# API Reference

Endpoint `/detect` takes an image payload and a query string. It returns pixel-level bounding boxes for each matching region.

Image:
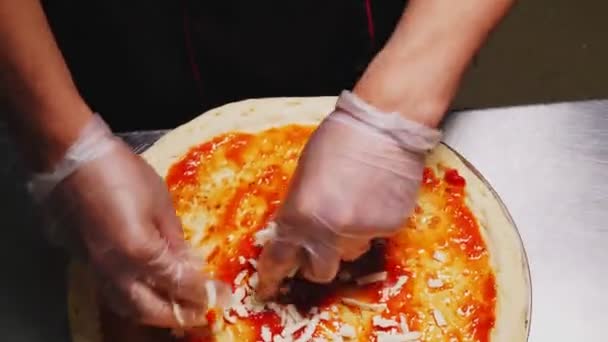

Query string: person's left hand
[256,91,442,300]
[28,115,229,328]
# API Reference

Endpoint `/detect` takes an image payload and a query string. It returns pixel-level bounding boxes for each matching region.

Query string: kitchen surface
[453,0,608,109]
[1,0,607,341]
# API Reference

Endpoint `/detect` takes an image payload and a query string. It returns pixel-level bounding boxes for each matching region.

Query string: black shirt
[42,0,406,131]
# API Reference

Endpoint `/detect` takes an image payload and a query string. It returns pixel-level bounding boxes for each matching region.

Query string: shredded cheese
[171,302,185,326]
[222,227,448,341]
[254,222,277,246]
[223,309,237,324]
[295,316,319,342]
[248,272,259,288]
[234,270,248,286]
[206,281,217,308]
[432,308,447,327]
[382,275,409,301]
[286,304,303,322]
[356,271,388,286]
[267,302,285,326]
[375,331,422,342]
[399,313,409,333]
[261,325,272,342]
[433,250,447,263]
[373,316,399,328]
[281,319,310,337]
[427,278,444,288]
[329,333,344,342]
[267,302,282,313]
[341,298,387,312]
[273,335,292,342]
[274,306,287,327]
[233,287,247,303]
[339,324,356,338]
[243,295,265,314]
[234,304,249,318]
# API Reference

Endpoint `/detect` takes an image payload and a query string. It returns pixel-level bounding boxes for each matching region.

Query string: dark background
[41,0,406,132]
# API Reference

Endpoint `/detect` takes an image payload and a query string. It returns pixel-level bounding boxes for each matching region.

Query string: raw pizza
[67,97,530,342]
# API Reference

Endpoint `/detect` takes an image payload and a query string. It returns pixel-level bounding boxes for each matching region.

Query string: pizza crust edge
[67,96,530,342]
[428,144,531,342]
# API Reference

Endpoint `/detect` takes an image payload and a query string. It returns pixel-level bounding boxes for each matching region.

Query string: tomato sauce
[421,167,439,188]
[248,311,283,337]
[444,168,466,187]
[443,169,487,260]
[214,235,259,285]
[166,135,234,188]
[205,310,217,327]
[224,134,253,165]
[167,127,496,342]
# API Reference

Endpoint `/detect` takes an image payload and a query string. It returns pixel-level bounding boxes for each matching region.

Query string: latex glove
[28,115,228,328]
[257,91,442,299]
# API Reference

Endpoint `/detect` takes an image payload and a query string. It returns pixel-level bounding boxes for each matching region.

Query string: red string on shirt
[364,0,376,47]
[181,0,204,103]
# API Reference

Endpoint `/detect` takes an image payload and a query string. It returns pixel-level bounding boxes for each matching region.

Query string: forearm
[354,0,514,127]
[0,0,92,170]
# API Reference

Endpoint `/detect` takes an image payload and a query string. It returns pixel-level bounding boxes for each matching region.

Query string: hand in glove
[28,115,228,327]
[257,91,442,300]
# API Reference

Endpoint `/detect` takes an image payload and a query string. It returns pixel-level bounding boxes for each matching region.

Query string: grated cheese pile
[215,226,458,341]
[220,259,429,341]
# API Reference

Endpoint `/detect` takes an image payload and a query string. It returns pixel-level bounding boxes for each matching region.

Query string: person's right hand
[28,115,228,328]
[256,91,442,299]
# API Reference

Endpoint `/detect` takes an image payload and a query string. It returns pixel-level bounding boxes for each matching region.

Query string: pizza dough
[67,97,530,342]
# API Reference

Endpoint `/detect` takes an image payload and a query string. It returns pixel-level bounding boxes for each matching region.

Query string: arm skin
[0,0,93,171]
[354,0,515,128]
[0,0,512,170]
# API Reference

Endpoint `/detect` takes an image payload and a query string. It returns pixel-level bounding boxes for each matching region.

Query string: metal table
[1,100,606,341]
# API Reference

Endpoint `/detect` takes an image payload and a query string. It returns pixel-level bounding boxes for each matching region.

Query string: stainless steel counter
[0,100,606,341]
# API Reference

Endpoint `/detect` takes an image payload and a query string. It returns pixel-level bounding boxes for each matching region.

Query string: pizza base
[426,145,531,342]
[68,96,530,342]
